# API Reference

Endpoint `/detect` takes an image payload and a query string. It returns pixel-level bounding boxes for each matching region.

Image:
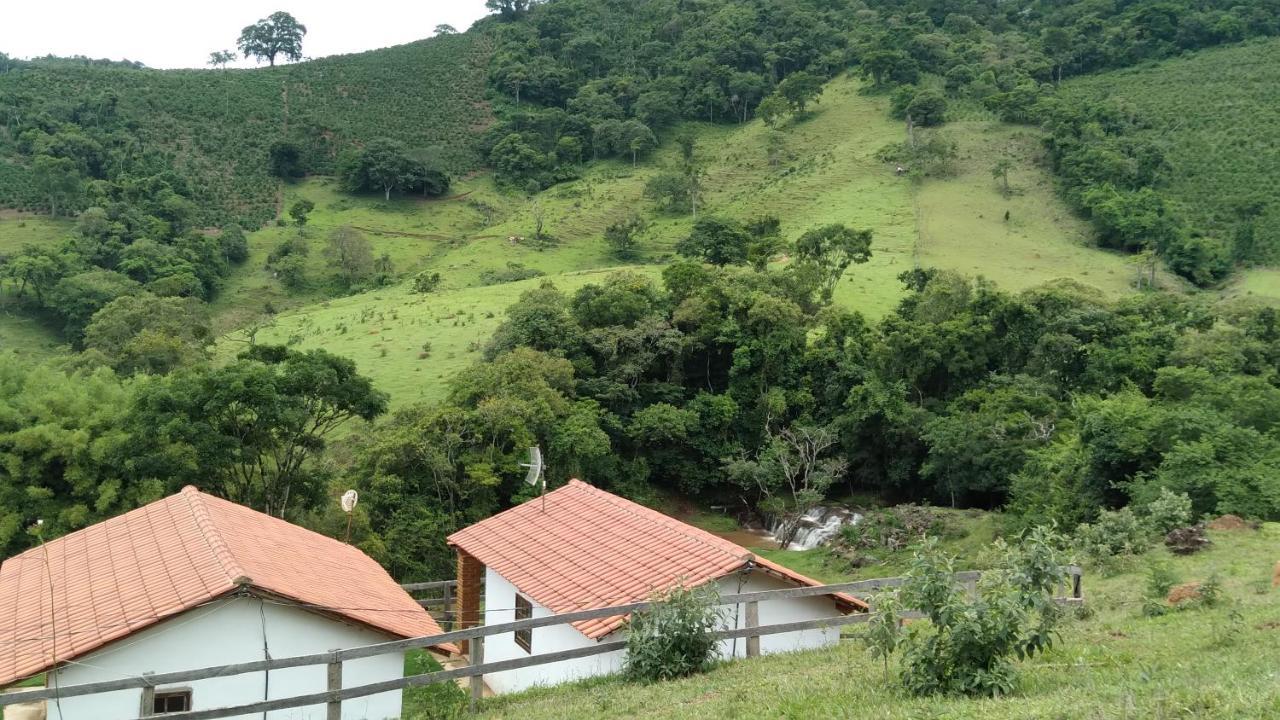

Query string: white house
[447,480,867,694]
[0,486,455,720]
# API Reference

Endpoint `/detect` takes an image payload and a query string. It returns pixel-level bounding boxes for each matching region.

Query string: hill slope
[1061,39,1280,280]
[0,34,490,225]
[218,74,1156,407]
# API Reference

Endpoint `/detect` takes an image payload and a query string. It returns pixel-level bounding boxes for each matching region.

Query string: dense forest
[2,0,1280,583]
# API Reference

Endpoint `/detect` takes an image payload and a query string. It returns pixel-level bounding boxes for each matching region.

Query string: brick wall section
[456,549,483,655]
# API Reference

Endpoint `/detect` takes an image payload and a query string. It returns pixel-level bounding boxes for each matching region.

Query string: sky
[1,1,492,69]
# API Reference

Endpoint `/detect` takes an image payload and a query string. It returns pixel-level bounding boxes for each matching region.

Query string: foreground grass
[451,524,1280,720]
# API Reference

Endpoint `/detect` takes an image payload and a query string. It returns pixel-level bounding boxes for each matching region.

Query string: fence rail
[2,567,1083,719]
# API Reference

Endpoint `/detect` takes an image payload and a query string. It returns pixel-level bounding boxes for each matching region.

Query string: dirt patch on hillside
[1207,514,1256,531]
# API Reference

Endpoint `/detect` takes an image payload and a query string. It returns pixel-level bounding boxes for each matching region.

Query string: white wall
[713,571,843,659]
[47,597,405,720]
[479,567,844,695]
[481,569,624,695]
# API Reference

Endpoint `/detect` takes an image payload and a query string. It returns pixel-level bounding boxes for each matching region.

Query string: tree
[776,71,824,116]
[338,138,417,201]
[604,214,647,260]
[32,154,82,216]
[126,346,388,517]
[794,224,873,302]
[207,50,235,71]
[83,293,212,375]
[288,198,314,232]
[991,158,1014,196]
[269,140,305,178]
[725,424,848,549]
[906,89,948,127]
[0,359,150,558]
[237,11,307,67]
[676,217,752,266]
[486,0,533,19]
[325,226,374,285]
[434,24,458,36]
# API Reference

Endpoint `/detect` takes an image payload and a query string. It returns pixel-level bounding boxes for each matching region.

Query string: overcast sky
[1,1,492,69]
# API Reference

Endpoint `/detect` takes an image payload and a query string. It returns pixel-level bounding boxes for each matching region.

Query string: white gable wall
[47,596,405,720]
[480,567,844,695]
[481,568,625,695]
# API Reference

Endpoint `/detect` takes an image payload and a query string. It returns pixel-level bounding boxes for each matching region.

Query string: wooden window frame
[514,592,533,653]
[142,687,193,715]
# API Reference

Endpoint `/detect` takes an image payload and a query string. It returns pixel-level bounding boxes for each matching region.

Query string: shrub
[888,528,1067,697]
[1143,488,1194,534]
[624,584,723,683]
[413,271,442,294]
[1073,507,1150,560]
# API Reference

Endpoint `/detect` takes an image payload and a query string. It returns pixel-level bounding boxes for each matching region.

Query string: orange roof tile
[0,487,452,687]
[447,480,867,639]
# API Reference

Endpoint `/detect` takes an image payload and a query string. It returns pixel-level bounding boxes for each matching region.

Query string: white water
[768,506,862,551]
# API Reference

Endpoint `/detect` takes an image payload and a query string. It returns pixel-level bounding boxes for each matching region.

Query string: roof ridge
[180,486,250,586]
[571,481,750,563]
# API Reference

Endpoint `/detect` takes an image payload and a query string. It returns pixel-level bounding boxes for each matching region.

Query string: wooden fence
[402,578,460,629]
[1,567,1083,720]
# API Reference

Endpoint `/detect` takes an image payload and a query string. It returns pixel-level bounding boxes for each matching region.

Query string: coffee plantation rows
[1061,39,1280,268]
[0,33,491,227]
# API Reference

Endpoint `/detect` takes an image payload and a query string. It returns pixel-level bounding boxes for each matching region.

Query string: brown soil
[1206,514,1253,531]
[1167,582,1202,605]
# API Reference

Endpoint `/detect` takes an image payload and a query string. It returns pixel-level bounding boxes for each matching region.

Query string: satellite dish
[520,447,544,487]
[340,490,359,513]
[519,447,548,512]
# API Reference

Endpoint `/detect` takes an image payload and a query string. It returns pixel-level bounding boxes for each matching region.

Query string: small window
[514,593,533,653]
[153,690,192,714]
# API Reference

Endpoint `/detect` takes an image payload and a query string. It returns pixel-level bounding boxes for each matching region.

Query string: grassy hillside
[0,34,490,225]
[212,74,1153,404]
[1061,39,1280,273]
[452,522,1280,720]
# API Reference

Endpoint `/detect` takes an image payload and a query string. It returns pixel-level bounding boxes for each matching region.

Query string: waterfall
[767,506,862,551]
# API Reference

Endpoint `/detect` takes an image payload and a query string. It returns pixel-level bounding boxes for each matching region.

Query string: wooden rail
[2,567,1083,718]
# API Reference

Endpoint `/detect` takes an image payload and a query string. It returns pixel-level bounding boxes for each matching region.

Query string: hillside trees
[325,226,375,286]
[794,224,873,302]
[339,138,450,200]
[237,11,307,67]
[0,360,151,559]
[124,345,388,517]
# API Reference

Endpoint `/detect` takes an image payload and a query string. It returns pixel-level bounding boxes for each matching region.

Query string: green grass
[1223,268,1280,306]
[219,265,662,409]
[0,214,72,359]
[454,523,1280,720]
[914,122,1177,294]
[213,73,1148,403]
[1061,38,1280,265]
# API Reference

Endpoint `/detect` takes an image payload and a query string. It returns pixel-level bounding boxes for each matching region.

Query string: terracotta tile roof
[0,486,451,687]
[447,480,867,639]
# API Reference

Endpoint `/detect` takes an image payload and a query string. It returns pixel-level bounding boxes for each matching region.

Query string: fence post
[469,635,484,712]
[326,650,342,720]
[444,583,454,629]
[1072,570,1083,601]
[745,601,760,658]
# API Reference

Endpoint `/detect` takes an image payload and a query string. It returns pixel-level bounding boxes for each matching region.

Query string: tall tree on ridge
[237,11,307,67]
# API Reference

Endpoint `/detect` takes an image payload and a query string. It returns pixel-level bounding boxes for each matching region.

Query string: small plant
[1141,561,1180,617]
[864,593,901,684]
[1197,573,1224,608]
[624,583,724,683]
[421,341,433,355]
[1210,606,1245,648]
